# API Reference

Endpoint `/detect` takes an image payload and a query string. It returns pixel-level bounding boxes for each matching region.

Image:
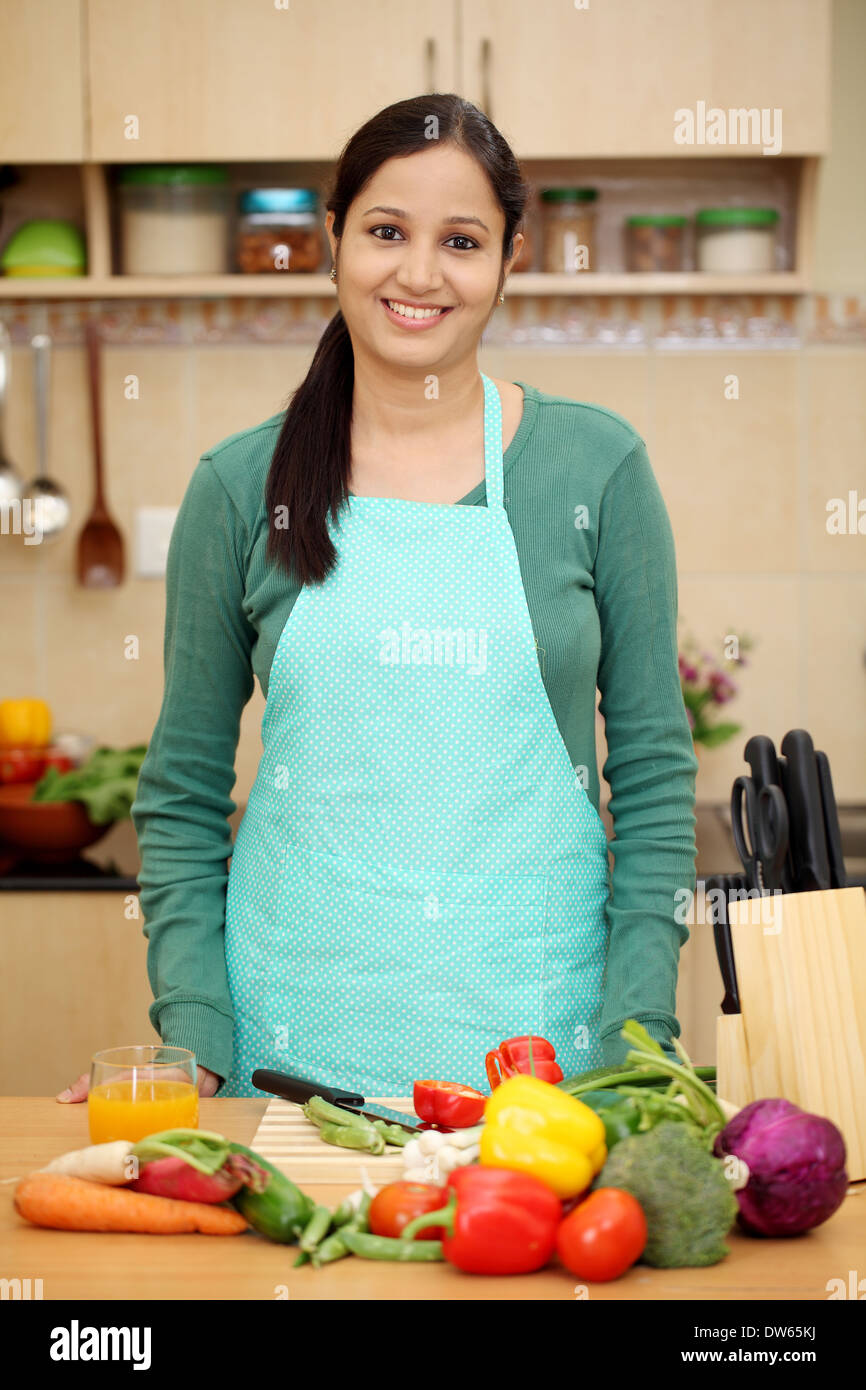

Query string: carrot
[14,1172,248,1235]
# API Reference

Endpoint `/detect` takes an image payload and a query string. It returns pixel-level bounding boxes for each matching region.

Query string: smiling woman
[125,92,699,1103]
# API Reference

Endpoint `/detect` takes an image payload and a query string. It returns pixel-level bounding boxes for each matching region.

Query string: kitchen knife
[707,873,741,1014]
[815,749,848,889]
[779,730,832,891]
[743,734,796,893]
[250,1068,424,1133]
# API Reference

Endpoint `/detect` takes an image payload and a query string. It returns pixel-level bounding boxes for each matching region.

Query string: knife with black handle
[815,749,847,889]
[779,729,832,892]
[707,873,741,1014]
[250,1068,423,1133]
[743,734,796,893]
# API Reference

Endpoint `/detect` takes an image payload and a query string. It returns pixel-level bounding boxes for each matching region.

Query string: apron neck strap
[480,374,505,511]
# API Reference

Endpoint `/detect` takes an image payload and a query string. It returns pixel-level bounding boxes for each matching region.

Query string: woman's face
[325,142,523,370]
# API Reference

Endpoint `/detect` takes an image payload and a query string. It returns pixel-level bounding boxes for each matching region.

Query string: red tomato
[0,748,47,784]
[555,1187,647,1282]
[368,1182,445,1240]
[43,748,75,774]
[413,1079,486,1128]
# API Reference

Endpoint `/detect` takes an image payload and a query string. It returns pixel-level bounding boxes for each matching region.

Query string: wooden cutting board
[249,1097,415,1185]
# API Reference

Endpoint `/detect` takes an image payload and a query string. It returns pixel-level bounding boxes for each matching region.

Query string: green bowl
[1,219,86,276]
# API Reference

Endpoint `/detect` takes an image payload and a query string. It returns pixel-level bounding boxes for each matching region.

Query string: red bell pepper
[398,1164,562,1275]
[485,1034,564,1090]
[413,1080,486,1128]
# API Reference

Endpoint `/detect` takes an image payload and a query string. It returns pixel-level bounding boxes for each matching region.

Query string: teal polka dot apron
[220,374,610,1097]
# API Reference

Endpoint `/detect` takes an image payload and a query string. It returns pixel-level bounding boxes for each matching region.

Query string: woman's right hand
[56,1064,221,1102]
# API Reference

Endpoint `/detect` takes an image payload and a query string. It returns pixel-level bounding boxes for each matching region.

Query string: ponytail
[265,309,354,584]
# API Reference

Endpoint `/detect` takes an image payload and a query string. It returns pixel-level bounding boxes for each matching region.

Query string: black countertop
[0,857,139,891]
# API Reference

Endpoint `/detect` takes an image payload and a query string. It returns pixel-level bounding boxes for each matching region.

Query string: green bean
[311,1230,350,1267]
[298,1203,332,1253]
[309,1194,372,1267]
[341,1230,444,1262]
[371,1119,413,1147]
[317,1121,385,1154]
[331,1194,361,1227]
[303,1096,378,1131]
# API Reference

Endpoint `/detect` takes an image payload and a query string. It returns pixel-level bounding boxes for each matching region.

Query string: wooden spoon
[77,316,124,587]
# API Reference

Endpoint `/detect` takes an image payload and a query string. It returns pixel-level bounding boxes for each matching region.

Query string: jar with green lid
[624,215,687,273]
[695,207,780,274]
[117,165,230,275]
[540,188,597,273]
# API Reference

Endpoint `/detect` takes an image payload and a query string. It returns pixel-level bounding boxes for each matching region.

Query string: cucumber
[227,1141,314,1243]
[558,1064,716,1095]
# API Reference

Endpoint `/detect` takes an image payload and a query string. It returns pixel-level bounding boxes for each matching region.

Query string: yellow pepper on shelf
[0,698,52,748]
[480,1073,607,1199]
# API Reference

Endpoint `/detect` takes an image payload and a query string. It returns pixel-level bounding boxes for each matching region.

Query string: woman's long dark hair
[265,93,530,583]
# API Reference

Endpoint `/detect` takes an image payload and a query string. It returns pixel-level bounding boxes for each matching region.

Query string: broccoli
[594,1120,738,1268]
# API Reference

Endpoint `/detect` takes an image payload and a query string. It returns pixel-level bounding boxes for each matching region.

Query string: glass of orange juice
[88,1045,199,1143]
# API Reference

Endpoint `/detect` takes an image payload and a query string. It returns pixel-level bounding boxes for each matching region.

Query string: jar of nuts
[235,188,323,273]
[624,215,688,272]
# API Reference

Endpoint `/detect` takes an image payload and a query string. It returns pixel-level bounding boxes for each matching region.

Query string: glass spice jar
[118,165,231,275]
[540,188,597,273]
[235,188,323,273]
[624,215,688,272]
[695,208,780,273]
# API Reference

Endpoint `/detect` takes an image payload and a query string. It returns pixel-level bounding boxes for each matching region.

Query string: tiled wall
[2,292,864,822]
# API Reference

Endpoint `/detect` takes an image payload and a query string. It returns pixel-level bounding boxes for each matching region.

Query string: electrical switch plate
[135,506,178,578]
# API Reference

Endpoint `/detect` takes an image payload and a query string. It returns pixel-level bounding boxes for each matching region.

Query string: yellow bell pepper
[0,698,52,748]
[480,1073,607,1199]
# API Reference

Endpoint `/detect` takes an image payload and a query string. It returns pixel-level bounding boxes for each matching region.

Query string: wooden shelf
[0,271,809,300]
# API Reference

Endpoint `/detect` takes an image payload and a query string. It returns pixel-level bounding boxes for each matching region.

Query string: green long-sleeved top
[130,379,698,1085]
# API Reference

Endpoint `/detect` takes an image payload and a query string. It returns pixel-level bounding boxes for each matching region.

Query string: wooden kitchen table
[1,1098,863,1301]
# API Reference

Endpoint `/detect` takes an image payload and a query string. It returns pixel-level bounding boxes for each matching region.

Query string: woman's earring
[498,291,505,304]
[329,267,337,283]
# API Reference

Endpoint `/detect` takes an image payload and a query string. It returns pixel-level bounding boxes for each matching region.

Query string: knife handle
[815,750,847,889]
[251,1069,365,1109]
[780,729,832,892]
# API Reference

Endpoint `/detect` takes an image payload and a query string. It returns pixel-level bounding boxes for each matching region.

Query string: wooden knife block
[716,885,866,1181]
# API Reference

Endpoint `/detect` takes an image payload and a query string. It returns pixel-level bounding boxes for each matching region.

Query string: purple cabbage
[713,1098,848,1237]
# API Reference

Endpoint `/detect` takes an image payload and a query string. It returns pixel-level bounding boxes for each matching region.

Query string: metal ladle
[26,331,71,540]
[0,320,24,514]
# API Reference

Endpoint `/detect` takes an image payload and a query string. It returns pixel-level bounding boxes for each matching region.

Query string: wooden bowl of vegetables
[0,781,110,861]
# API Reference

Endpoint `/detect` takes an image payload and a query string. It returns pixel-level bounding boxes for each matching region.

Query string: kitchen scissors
[731,776,789,893]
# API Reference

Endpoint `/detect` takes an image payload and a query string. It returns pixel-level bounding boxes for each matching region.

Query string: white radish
[40,1140,135,1185]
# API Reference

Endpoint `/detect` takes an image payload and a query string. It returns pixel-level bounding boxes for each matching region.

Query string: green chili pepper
[341,1230,444,1262]
[299,1204,332,1253]
[577,1091,644,1149]
[293,1249,311,1268]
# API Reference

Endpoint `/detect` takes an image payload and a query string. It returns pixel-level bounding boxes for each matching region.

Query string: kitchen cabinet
[86,0,458,161]
[0,0,86,160]
[459,0,831,157]
[0,891,158,1096]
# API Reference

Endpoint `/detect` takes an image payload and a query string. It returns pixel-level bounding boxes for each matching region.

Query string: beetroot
[713,1098,848,1237]
[129,1152,258,1204]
